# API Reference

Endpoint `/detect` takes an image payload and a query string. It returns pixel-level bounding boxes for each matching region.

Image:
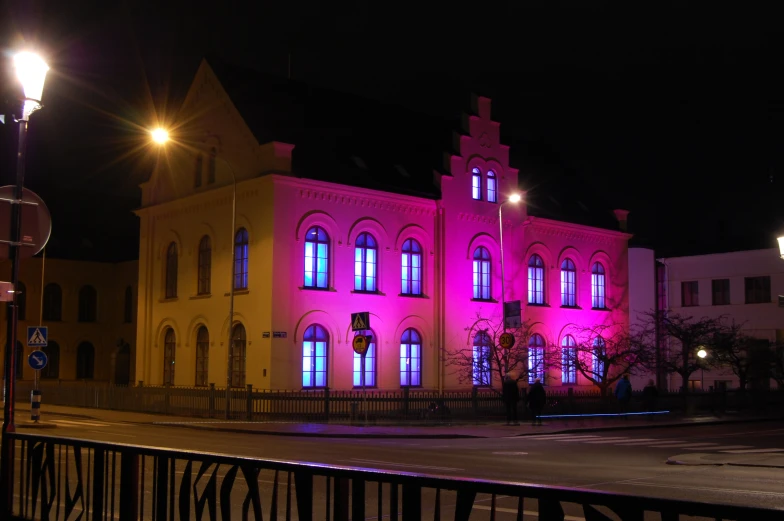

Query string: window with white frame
[561,335,577,384]
[304,226,329,289]
[472,246,492,300]
[592,336,606,380]
[354,232,377,292]
[487,170,497,203]
[302,324,328,388]
[560,258,576,306]
[234,229,249,290]
[528,334,545,383]
[400,328,422,387]
[353,331,376,387]
[473,331,492,386]
[472,167,482,200]
[401,238,422,295]
[591,262,606,309]
[528,254,545,304]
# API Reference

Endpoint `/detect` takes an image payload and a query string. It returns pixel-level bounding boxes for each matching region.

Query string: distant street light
[697,348,708,391]
[150,129,237,419]
[1,50,49,518]
[498,193,522,334]
[777,236,784,260]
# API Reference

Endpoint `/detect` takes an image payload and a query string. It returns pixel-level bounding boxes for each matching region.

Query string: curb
[666,456,784,469]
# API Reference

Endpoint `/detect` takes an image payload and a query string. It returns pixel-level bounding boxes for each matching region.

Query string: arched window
[234,229,249,290]
[304,226,329,289]
[42,283,62,321]
[562,335,577,384]
[163,328,175,385]
[198,235,212,295]
[592,337,606,380]
[591,262,606,309]
[42,341,60,379]
[14,341,23,379]
[471,167,482,200]
[353,331,376,388]
[528,254,545,305]
[528,334,545,384]
[78,285,97,322]
[207,147,217,184]
[123,286,133,323]
[302,324,328,388]
[354,232,377,292]
[194,154,203,188]
[560,258,576,307]
[486,170,497,203]
[76,342,95,379]
[17,281,26,321]
[401,239,422,295]
[472,331,492,386]
[165,242,178,298]
[472,246,491,300]
[195,326,209,387]
[400,328,422,387]
[230,324,246,387]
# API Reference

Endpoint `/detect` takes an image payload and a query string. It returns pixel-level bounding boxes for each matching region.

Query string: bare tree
[713,324,776,390]
[557,322,654,397]
[444,313,554,390]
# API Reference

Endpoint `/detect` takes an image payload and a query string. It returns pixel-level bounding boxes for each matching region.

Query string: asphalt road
[12,417,784,519]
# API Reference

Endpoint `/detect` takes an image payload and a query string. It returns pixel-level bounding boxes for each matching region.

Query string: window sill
[399,293,428,299]
[351,290,386,296]
[560,305,582,310]
[159,297,179,303]
[190,294,212,300]
[300,286,335,292]
[527,303,549,307]
[224,290,250,297]
[471,298,497,303]
[591,307,610,312]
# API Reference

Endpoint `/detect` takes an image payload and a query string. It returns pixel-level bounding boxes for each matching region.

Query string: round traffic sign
[28,350,48,370]
[352,335,369,355]
[499,332,515,349]
[0,186,52,260]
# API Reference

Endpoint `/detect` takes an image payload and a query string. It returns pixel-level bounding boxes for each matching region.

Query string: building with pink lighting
[133,59,632,393]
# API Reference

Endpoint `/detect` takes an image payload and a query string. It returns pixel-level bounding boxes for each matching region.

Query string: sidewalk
[7,403,783,440]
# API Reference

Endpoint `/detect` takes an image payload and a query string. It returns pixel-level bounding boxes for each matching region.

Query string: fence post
[209,383,215,418]
[118,452,139,521]
[324,387,330,422]
[246,384,253,421]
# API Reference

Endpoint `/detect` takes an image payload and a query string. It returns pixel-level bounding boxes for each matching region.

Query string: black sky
[1,1,783,261]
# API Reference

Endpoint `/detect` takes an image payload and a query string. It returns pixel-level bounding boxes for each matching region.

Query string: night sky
[0,1,782,262]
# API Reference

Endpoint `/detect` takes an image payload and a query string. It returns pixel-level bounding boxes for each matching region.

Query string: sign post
[27,350,47,422]
[352,334,370,426]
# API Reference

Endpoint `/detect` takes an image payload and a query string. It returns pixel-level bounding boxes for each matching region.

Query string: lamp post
[697,348,707,392]
[150,130,237,419]
[498,193,522,333]
[1,51,49,518]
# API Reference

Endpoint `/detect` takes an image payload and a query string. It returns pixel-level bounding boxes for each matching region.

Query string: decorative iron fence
[4,431,782,521]
[12,380,784,422]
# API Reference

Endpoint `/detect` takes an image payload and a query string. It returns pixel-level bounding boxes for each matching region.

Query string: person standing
[614,373,632,415]
[502,375,520,425]
[526,378,546,426]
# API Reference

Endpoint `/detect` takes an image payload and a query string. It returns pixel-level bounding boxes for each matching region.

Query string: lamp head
[13,51,49,121]
[508,193,522,204]
[151,128,170,144]
[697,349,707,359]
[777,236,784,259]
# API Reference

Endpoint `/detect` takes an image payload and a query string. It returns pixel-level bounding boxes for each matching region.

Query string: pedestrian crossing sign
[27,326,48,347]
[351,312,370,331]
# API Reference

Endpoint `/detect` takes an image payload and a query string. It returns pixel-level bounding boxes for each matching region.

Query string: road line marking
[612,438,658,444]
[648,442,719,448]
[492,452,528,456]
[583,438,633,444]
[473,505,584,521]
[720,448,784,454]
[51,420,114,428]
[547,436,604,441]
[89,430,135,437]
[344,458,462,472]
[683,445,751,451]
[622,481,784,497]
[617,440,684,446]
[517,434,589,439]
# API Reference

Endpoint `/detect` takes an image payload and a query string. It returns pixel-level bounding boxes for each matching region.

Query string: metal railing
[5,431,783,521]
[12,380,784,422]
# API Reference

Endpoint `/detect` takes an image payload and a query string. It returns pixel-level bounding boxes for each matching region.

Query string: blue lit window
[562,335,577,384]
[234,228,249,290]
[592,336,606,380]
[560,258,576,306]
[473,331,492,386]
[354,232,377,292]
[528,254,545,304]
[487,170,497,203]
[353,331,376,387]
[400,328,422,387]
[528,334,545,384]
[401,238,422,295]
[472,167,482,200]
[591,262,606,309]
[473,246,491,300]
[304,226,329,289]
[302,324,328,388]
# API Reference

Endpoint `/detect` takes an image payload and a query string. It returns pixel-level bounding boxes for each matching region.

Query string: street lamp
[1,50,49,518]
[697,348,708,391]
[777,236,784,260]
[150,129,237,419]
[498,193,522,333]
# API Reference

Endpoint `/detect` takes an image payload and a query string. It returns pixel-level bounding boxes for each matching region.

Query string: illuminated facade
[134,60,631,391]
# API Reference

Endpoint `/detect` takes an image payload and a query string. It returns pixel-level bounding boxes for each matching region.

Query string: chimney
[613,209,630,232]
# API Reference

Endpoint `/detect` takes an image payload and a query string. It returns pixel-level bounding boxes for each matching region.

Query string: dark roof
[208,59,459,199]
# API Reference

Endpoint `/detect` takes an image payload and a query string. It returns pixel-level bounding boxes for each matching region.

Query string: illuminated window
[473,246,491,300]
[198,235,211,295]
[401,238,422,295]
[562,335,577,384]
[165,242,178,298]
[472,167,482,200]
[234,228,249,290]
[353,331,376,387]
[229,324,246,387]
[528,334,545,383]
[487,170,497,203]
[304,226,329,289]
[400,328,422,387]
[560,258,576,306]
[472,331,492,386]
[195,326,209,387]
[163,328,175,385]
[354,232,377,292]
[592,337,606,379]
[528,254,545,304]
[591,262,606,309]
[302,324,328,388]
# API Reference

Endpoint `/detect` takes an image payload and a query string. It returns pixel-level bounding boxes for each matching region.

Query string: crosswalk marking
[653,442,719,448]
[51,419,117,428]
[720,448,784,454]
[584,437,632,444]
[510,433,761,453]
[683,445,751,451]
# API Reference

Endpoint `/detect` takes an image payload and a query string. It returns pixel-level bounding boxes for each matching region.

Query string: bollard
[31,389,42,422]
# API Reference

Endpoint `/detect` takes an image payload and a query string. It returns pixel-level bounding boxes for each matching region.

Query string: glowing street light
[499,193,523,333]
[697,349,707,359]
[697,348,708,391]
[151,127,169,144]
